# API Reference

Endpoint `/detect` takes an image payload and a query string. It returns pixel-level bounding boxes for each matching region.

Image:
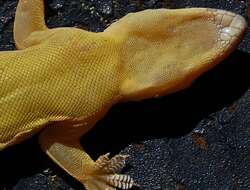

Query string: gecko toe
[82,153,136,190]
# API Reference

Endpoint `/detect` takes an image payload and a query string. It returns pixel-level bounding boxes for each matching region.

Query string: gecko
[0,0,247,189]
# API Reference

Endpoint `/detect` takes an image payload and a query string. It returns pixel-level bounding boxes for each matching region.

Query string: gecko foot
[83,153,138,190]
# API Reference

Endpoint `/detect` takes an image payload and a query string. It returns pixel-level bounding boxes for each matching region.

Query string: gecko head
[105,8,247,101]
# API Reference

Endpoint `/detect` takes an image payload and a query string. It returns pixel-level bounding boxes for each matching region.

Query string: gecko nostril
[208,9,247,32]
[222,27,239,37]
[206,8,247,51]
[230,14,247,31]
[219,14,247,42]
[208,9,247,45]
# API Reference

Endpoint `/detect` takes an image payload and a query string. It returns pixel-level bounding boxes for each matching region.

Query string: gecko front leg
[38,120,136,190]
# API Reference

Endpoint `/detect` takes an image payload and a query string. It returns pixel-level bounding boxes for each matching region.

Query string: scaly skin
[0,0,247,189]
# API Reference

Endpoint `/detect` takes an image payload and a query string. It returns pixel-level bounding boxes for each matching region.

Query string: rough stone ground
[0,0,249,190]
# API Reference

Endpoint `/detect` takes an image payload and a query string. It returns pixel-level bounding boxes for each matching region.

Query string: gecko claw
[82,153,137,189]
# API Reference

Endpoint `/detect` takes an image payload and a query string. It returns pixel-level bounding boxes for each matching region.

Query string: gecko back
[0,28,121,149]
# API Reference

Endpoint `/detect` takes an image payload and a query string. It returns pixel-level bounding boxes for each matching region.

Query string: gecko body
[0,0,247,189]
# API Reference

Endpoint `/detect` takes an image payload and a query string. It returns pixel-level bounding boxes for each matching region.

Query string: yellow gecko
[0,0,247,189]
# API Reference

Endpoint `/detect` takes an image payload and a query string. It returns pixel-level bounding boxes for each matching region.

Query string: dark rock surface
[0,0,249,190]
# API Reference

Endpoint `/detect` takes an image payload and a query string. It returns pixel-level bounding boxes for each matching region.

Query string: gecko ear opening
[104,8,247,101]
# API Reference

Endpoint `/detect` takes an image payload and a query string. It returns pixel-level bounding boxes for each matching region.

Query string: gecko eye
[106,8,247,100]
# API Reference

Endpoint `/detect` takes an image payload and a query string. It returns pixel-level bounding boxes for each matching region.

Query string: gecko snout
[209,8,247,50]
